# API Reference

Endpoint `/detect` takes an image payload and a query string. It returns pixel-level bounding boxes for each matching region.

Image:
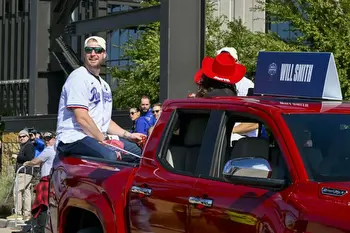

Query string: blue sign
[254,52,342,100]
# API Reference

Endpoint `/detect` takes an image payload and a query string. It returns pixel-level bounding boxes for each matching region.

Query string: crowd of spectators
[6,128,56,233]
[129,96,162,137]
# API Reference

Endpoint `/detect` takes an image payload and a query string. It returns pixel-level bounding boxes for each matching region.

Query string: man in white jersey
[56,36,144,160]
[216,47,260,140]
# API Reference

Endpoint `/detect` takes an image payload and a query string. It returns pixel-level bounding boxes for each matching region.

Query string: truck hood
[318,182,350,204]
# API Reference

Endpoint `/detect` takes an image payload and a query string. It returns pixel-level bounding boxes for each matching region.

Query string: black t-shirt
[205,88,236,97]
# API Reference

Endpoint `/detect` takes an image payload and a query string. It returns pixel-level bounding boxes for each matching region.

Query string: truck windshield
[283,113,350,182]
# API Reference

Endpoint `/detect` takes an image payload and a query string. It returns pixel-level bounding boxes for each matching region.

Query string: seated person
[56,36,145,160]
[231,122,259,141]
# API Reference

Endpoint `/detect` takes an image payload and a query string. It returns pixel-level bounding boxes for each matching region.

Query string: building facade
[212,0,266,32]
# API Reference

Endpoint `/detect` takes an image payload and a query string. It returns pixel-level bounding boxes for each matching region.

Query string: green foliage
[205,1,228,57]
[256,0,350,98]
[0,173,13,204]
[111,22,160,109]
[222,20,300,78]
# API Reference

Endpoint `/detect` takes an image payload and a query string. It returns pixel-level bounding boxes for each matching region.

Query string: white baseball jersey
[56,66,113,144]
[236,77,254,96]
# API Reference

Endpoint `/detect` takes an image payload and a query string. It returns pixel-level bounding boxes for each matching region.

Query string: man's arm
[17,144,35,164]
[65,76,105,142]
[24,148,51,167]
[34,138,45,151]
[73,108,105,142]
[108,120,145,140]
[23,158,42,167]
[232,123,259,134]
[148,126,154,135]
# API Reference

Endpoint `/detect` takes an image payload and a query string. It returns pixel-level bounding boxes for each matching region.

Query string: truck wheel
[76,227,103,233]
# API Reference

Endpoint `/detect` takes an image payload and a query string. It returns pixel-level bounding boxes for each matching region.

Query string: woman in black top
[129,107,141,133]
[192,52,247,97]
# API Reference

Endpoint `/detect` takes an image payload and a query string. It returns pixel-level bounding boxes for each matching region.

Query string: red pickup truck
[46,51,350,233]
[47,95,350,233]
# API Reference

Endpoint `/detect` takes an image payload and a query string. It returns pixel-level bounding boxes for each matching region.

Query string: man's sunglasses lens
[18,135,26,138]
[130,112,135,115]
[85,47,104,54]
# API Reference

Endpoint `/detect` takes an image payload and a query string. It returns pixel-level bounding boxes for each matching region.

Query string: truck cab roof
[164,96,350,114]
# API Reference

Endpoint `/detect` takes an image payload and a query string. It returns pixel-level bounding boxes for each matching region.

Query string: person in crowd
[56,36,145,160]
[152,103,162,121]
[128,107,150,137]
[28,129,45,158]
[129,107,141,133]
[140,96,156,126]
[7,129,35,221]
[23,132,56,233]
[148,103,162,135]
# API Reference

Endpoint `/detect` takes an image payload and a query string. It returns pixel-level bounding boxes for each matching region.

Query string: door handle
[131,186,152,196]
[189,196,213,208]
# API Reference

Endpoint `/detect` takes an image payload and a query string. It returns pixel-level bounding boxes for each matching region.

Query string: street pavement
[0,229,19,233]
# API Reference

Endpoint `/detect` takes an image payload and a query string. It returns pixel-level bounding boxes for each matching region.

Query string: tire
[76,227,103,233]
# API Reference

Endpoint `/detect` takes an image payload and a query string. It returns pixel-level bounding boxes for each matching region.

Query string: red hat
[194,53,246,85]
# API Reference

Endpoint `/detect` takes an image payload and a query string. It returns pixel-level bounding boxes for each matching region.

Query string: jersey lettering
[103,91,112,103]
[90,87,101,104]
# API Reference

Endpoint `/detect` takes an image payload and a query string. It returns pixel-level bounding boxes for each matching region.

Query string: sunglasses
[130,112,136,115]
[152,110,160,113]
[84,47,104,54]
[18,135,27,138]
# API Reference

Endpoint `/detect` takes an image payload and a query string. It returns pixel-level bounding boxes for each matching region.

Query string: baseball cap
[84,36,106,50]
[18,130,29,137]
[216,47,238,61]
[43,131,56,140]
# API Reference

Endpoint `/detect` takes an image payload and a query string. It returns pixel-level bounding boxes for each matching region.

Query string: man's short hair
[153,103,162,108]
[141,95,150,100]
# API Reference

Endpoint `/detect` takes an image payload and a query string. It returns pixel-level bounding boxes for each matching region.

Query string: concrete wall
[1,133,19,176]
[212,0,266,32]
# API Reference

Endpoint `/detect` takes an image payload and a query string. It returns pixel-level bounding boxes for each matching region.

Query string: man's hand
[23,161,30,166]
[129,133,147,141]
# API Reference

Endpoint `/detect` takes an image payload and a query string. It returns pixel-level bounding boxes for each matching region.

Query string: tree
[222,20,300,79]
[256,0,350,98]
[110,21,161,109]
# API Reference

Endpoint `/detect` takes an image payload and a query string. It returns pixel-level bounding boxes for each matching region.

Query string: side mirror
[223,157,286,190]
[223,157,272,179]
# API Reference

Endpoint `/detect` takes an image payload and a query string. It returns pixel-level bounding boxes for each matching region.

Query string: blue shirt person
[140,96,156,127]
[135,116,153,136]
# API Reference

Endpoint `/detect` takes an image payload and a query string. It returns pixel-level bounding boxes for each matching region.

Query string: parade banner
[254,52,342,100]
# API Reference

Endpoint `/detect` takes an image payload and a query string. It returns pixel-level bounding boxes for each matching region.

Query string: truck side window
[217,113,290,181]
[160,110,210,175]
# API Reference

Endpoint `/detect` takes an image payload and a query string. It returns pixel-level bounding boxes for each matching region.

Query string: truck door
[188,109,298,233]
[128,108,220,233]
